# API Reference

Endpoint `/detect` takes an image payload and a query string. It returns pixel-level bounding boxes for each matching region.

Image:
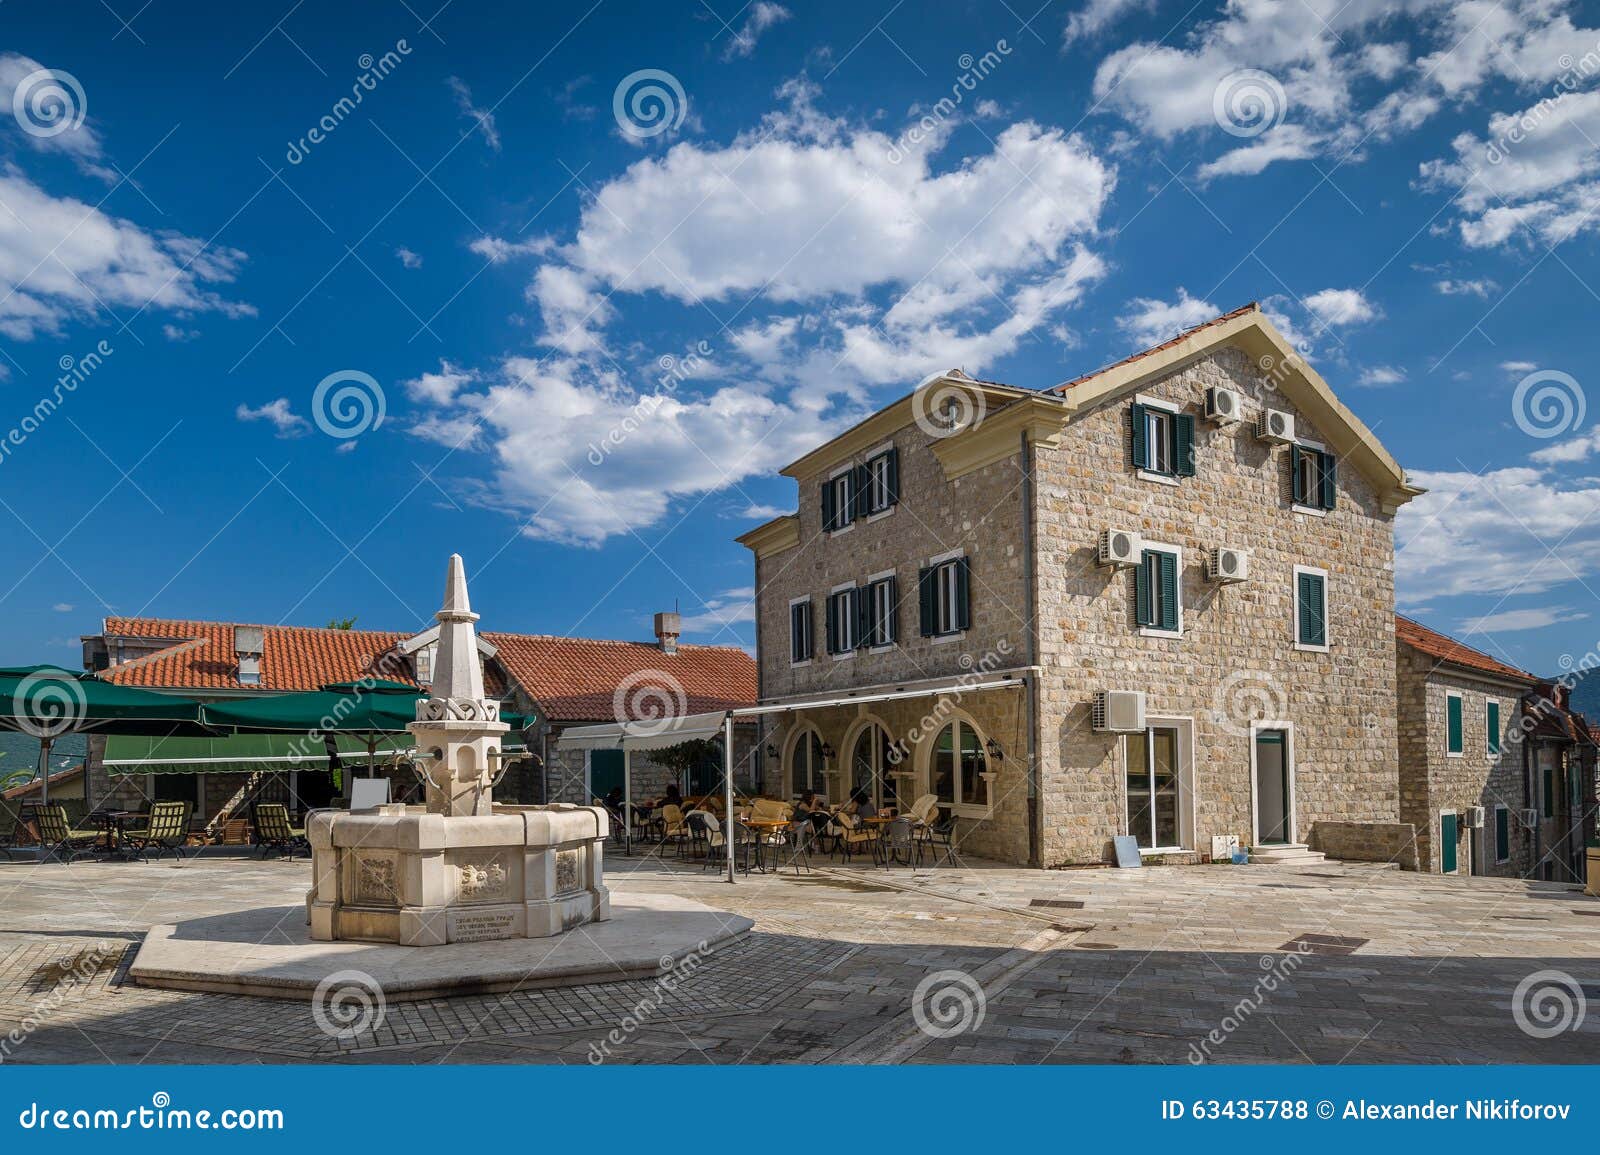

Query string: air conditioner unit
[1256,408,1295,443]
[1520,808,1540,828]
[1098,528,1143,569]
[1464,806,1486,829]
[1092,690,1147,733]
[1207,546,1251,583]
[1205,386,1242,423]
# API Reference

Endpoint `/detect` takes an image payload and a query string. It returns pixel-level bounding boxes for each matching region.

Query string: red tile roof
[1052,302,1260,395]
[1395,615,1537,684]
[94,617,755,724]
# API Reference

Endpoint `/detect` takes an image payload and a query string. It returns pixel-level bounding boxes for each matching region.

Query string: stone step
[1247,843,1328,866]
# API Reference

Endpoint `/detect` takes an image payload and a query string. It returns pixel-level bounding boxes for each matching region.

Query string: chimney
[654,612,681,655]
[234,625,265,686]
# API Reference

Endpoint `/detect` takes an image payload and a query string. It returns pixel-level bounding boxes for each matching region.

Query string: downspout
[1021,429,1042,868]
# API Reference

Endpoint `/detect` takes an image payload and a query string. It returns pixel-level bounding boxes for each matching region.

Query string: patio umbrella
[0,666,212,804]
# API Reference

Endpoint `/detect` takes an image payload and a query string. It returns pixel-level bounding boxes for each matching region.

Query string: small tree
[650,739,722,794]
[326,616,358,630]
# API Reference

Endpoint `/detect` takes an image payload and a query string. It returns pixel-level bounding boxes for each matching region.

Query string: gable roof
[92,617,754,724]
[1395,614,1538,685]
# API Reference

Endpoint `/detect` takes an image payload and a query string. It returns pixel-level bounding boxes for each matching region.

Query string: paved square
[0,852,1596,1064]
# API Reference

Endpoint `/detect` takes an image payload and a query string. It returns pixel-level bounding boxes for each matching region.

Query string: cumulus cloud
[469,234,556,264]
[395,246,423,269]
[236,398,310,437]
[0,173,250,340]
[1303,287,1378,328]
[722,2,791,59]
[1435,277,1499,298]
[0,53,112,180]
[1357,365,1405,386]
[1063,0,1156,44]
[678,588,757,634]
[1119,288,1218,347]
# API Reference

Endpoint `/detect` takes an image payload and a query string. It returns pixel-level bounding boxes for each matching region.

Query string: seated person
[602,786,625,812]
[847,787,877,820]
[653,784,684,810]
[793,791,831,831]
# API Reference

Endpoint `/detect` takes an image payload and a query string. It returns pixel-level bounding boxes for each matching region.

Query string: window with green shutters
[824,586,858,654]
[1495,805,1511,864]
[1290,443,1337,510]
[1129,401,1195,479]
[1293,568,1327,649]
[821,470,855,533]
[1134,548,1180,633]
[789,598,813,664]
[918,555,970,637]
[1446,692,1463,755]
[1486,700,1501,755]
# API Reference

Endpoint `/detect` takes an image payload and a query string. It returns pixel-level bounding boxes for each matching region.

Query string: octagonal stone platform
[128,891,752,1002]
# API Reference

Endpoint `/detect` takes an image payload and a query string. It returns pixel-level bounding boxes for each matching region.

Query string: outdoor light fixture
[985,738,1005,762]
[764,743,778,759]
[820,742,835,761]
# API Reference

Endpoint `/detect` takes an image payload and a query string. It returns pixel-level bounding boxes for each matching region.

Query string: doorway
[1253,729,1293,844]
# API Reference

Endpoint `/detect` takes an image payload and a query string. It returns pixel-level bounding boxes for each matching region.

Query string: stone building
[739,303,1423,867]
[1395,615,1538,876]
[78,614,755,829]
[1518,681,1598,883]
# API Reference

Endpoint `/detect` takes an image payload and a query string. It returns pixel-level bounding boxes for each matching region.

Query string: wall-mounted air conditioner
[1098,528,1143,569]
[1092,690,1147,733]
[1256,408,1295,443]
[1205,386,1242,423]
[1207,546,1251,583]
[1464,806,1486,829]
[1520,808,1540,828]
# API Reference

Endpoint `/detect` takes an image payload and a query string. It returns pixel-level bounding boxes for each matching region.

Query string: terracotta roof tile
[94,617,755,724]
[1052,302,1260,395]
[1395,615,1537,684]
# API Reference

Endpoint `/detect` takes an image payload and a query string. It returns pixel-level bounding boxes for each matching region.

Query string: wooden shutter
[1158,551,1179,631]
[824,593,837,654]
[821,479,836,532]
[1297,572,1326,646]
[918,566,936,636]
[953,558,971,631]
[1487,700,1501,754]
[885,448,900,507]
[852,464,870,521]
[1173,413,1195,477]
[1495,806,1510,862]
[1318,451,1338,510]
[1441,813,1458,873]
[885,576,900,643]
[1446,693,1463,753]
[790,603,803,663]
[1130,403,1149,469]
[1290,444,1305,505]
[1134,552,1154,627]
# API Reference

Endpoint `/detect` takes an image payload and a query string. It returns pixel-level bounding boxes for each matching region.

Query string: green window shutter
[885,576,900,643]
[1173,413,1196,477]
[885,448,900,507]
[1446,694,1463,753]
[1158,551,1179,631]
[953,558,971,631]
[1319,451,1338,510]
[1487,701,1501,755]
[1135,552,1154,627]
[1130,403,1149,470]
[918,566,935,636]
[855,587,870,649]
[1495,806,1510,862]
[821,480,836,532]
[1297,572,1326,646]
[790,603,803,662]
[1544,761,1555,818]
[1441,813,1458,873]
[825,594,839,654]
[1290,444,1305,505]
[853,464,870,521]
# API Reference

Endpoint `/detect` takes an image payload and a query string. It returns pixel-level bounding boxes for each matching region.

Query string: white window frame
[1136,394,1180,486]
[829,580,857,660]
[1291,437,1330,518]
[1137,540,1183,640]
[866,568,896,651]
[864,442,895,521]
[1120,715,1197,853]
[827,464,855,536]
[918,711,994,820]
[1445,689,1464,758]
[927,547,967,644]
[1292,564,1330,653]
[788,595,813,668]
[1494,803,1511,865]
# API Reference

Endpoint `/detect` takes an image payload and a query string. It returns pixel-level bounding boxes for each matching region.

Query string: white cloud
[1196,124,1319,180]
[396,246,423,269]
[1530,428,1600,464]
[448,77,501,151]
[1357,365,1405,386]
[0,173,249,340]
[236,398,310,437]
[51,602,72,612]
[1458,605,1588,633]
[161,323,199,342]
[1119,288,1218,347]
[723,2,791,60]
[678,588,757,634]
[0,54,112,180]
[1435,277,1498,298]
[735,502,792,519]
[1063,0,1155,44]
[469,234,555,264]
[1303,287,1378,328]
[404,361,476,406]
[1501,360,1538,375]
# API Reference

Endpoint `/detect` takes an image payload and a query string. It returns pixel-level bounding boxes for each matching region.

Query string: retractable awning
[556,710,731,753]
[103,732,528,774]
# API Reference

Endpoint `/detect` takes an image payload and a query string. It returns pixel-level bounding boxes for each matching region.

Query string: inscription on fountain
[453,912,517,942]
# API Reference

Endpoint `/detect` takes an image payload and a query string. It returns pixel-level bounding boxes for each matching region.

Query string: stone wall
[542,723,761,807]
[1308,820,1419,870]
[1395,644,1531,876]
[1030,347,1401,866]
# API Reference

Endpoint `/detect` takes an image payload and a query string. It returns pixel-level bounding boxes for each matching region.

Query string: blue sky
[0,0,1598,676]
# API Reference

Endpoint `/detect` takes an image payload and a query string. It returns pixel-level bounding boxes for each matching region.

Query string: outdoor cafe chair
[33,804,99,864]
[780,818,817,875]
[700,814,756,873]
[121,801,191,861]
[0,802,23,860]
[834,811,882,866]
[882,817,917,867]
[915,812,963,868]
[906,793,939,827]
[252,803,309,859]
[660,804,690,856]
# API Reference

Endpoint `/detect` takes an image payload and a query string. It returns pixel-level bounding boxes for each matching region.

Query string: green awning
[103,732,412,774]
[201,684,538,735]
[0,667,211,737]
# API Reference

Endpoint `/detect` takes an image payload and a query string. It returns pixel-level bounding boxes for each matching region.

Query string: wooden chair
[33,804,99,864]
[835,811,882,866]
[660,804,690,856]
[252,803,308,858]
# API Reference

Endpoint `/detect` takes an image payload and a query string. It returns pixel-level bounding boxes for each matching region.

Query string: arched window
[931,720,988,811]
[850,722,899,808]
[787,729,825,797]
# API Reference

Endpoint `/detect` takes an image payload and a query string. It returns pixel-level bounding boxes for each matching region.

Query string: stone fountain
[307,554,610,946]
